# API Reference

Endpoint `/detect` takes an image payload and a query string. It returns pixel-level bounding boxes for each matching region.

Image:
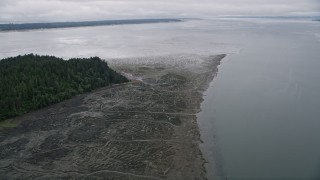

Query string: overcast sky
[0,0,319,23]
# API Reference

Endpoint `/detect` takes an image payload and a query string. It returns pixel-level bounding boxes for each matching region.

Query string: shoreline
[0,54,225,179]
[0,19,182,33]
[197,75,226,180]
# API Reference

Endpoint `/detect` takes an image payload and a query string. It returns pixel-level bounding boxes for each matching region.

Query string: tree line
[0,19,181,31]
[0,54,128,121]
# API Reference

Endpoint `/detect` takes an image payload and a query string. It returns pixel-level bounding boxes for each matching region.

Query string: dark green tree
[0,54,129,121]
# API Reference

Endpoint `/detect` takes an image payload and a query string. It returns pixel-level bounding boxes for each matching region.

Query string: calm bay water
[1,18,320,179]
[198,19,320,180]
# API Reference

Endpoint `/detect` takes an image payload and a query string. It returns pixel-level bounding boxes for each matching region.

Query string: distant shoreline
[0,18,182,31]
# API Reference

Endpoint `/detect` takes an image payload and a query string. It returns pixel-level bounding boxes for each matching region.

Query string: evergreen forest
[0,54,128,121]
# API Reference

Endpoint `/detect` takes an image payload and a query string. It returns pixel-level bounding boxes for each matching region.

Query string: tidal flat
[0,54,225,179]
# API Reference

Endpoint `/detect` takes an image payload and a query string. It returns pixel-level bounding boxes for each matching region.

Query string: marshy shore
[0,54,225,179]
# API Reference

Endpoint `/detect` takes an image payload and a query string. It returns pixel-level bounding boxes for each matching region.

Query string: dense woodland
[0,54,128,121]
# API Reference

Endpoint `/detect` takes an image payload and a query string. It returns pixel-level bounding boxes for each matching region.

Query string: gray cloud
[0,0,319,23]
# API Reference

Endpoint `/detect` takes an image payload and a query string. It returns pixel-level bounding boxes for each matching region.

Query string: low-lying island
[0,54,225,179]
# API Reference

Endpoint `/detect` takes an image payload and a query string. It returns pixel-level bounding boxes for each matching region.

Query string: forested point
[0,54,129,121]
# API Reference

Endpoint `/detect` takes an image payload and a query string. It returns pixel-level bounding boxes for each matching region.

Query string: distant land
[0,18,182,31]
[219,15,320,20]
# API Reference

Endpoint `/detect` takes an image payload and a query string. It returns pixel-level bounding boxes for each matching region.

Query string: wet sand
[0,54,225,179]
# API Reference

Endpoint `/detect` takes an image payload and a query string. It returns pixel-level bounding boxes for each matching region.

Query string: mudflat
[0,54,225,179]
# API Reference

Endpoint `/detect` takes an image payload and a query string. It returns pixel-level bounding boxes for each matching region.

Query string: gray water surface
[1,18,320,180]
[198,19,320,180]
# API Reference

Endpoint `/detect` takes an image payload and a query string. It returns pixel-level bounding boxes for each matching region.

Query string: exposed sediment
[0,54,225,179]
